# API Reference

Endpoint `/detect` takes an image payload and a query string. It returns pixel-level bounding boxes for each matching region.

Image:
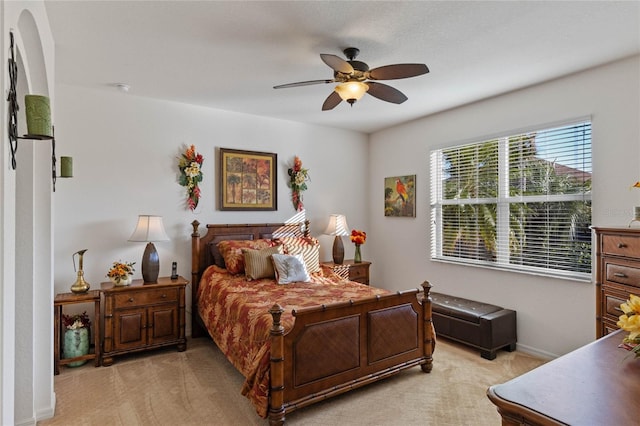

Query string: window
[430,120,592,279]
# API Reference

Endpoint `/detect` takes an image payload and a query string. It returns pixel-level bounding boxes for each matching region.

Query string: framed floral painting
[384,174,416,217]
[219,148,277,211]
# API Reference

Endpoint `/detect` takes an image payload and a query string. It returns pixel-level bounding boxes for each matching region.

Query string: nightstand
[54,290,101,375]
[101,276,188,366]
[321,260,371,285]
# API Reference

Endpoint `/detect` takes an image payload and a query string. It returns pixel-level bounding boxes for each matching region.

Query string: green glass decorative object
[24,94,52,137]
[354,244,362,263]
[63,328,89,367]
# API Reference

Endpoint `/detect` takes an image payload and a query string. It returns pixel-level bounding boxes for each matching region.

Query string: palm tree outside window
[430,120,592,280]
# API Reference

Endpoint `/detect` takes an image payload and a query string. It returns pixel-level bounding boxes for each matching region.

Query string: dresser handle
[128,297,134,302]
[618,243,627,248]
[614,272,628,278]
[161,294,167,298]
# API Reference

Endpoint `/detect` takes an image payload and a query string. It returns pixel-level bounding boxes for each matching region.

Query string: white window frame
[430,119,592,281]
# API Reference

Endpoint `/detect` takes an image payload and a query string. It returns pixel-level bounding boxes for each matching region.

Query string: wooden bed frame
[190,220,434,425]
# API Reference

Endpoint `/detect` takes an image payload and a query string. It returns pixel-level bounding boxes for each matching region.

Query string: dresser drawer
[601,234,640,258]
[604,292,625,318]
[114,288,178,308]
[605,262,640,288]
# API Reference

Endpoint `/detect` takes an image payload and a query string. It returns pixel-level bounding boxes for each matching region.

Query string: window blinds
[431,120,592,279]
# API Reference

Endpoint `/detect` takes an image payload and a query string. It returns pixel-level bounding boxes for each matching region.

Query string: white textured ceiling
[44,0,640,134]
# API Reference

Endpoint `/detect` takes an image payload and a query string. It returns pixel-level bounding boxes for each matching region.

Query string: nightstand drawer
[114,288,178,308]
[349,265,368,281]
[321,260,371,285]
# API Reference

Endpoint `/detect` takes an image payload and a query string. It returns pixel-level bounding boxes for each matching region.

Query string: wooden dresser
[593,227,640,338]
[487,329,640,425]
[101,276,187,365]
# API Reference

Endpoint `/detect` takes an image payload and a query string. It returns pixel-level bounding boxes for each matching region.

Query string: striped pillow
[243,245,283,280]
[278,236,320,274]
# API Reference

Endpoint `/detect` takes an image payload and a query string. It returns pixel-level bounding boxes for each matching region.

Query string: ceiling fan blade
[368,63,429,80]
[366,81,408,104]
[322,91,342,111]
[274,79,333,89]
[320,54,354,74]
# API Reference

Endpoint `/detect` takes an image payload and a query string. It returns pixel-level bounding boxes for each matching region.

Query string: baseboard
[33,391,56,423]
[514,343,557,360]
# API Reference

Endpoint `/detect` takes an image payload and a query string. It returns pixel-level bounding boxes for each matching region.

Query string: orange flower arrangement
[350,230,367,245]
[106,261,135,285]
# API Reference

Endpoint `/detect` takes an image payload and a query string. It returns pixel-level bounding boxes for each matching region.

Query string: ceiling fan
[273,47,429,110]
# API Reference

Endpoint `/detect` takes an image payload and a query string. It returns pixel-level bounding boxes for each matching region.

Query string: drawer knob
[128,297,134,303]
[618,243,627,248]
[161,294,167,298]
[614,272,628,278]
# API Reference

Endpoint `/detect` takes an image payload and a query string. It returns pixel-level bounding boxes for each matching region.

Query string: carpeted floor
[39,338,546,426]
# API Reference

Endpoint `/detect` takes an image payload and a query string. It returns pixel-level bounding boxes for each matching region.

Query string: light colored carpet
[39,338,545,426]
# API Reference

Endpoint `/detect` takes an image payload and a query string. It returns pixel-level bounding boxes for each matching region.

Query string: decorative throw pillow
[243,245,283,280]
[271,254,311,284]
[217,239,274,274]
[277,236,321,274]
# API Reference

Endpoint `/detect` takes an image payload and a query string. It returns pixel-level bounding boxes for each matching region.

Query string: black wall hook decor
[7,31,58,192]
[7,31,18,170]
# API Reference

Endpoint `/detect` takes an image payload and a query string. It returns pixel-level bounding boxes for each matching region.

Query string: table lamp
[128,215,170,283]
[324,214,349,264]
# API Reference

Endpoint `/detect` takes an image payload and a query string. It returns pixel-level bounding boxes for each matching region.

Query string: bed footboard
[269,281,433,425]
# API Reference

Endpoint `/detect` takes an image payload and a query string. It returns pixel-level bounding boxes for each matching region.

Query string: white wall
[369,55,640,358]
[53,84,369,336]
[2,0,56,424]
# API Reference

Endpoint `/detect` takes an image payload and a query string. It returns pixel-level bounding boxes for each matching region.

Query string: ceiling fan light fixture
[335,81,369,105]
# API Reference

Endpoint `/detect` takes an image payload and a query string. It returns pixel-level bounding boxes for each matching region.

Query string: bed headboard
[190,220,309,336]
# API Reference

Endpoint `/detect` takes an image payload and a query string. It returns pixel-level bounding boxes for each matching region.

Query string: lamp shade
[334,82,369,103]
[324,214,350,237]
[128,215,170,242]
[324,214,349,264]
[128,215,170,284]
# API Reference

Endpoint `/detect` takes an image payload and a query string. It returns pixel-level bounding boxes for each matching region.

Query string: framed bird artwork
[384,175,416,217]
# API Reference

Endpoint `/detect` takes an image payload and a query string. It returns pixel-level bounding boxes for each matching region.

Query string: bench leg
[481,350,497,360]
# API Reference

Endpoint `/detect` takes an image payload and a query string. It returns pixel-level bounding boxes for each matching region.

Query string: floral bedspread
[197,264,390,418]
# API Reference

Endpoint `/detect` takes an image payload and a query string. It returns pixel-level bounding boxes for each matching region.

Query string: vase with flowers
[106,261,135,286]
[287,156,310,211]
[62,311,91,367]
[178,144,204,211]
[350,229,367,263]
[617,294,640,358]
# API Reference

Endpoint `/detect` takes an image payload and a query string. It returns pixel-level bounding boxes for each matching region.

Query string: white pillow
[271,253,311,284]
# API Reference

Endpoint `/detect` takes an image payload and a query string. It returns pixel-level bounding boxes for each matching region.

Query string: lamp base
[332,236,345,264]
[141,242,160,283]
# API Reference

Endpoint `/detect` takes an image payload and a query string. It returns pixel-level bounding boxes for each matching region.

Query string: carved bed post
[191,220,203,337]
[421,280,434,373]
[269,304,286,426]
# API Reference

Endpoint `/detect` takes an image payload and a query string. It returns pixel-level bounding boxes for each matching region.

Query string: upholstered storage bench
[431,292,516,360]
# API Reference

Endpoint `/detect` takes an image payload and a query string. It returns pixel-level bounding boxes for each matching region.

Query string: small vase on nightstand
[354,244,362,263]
